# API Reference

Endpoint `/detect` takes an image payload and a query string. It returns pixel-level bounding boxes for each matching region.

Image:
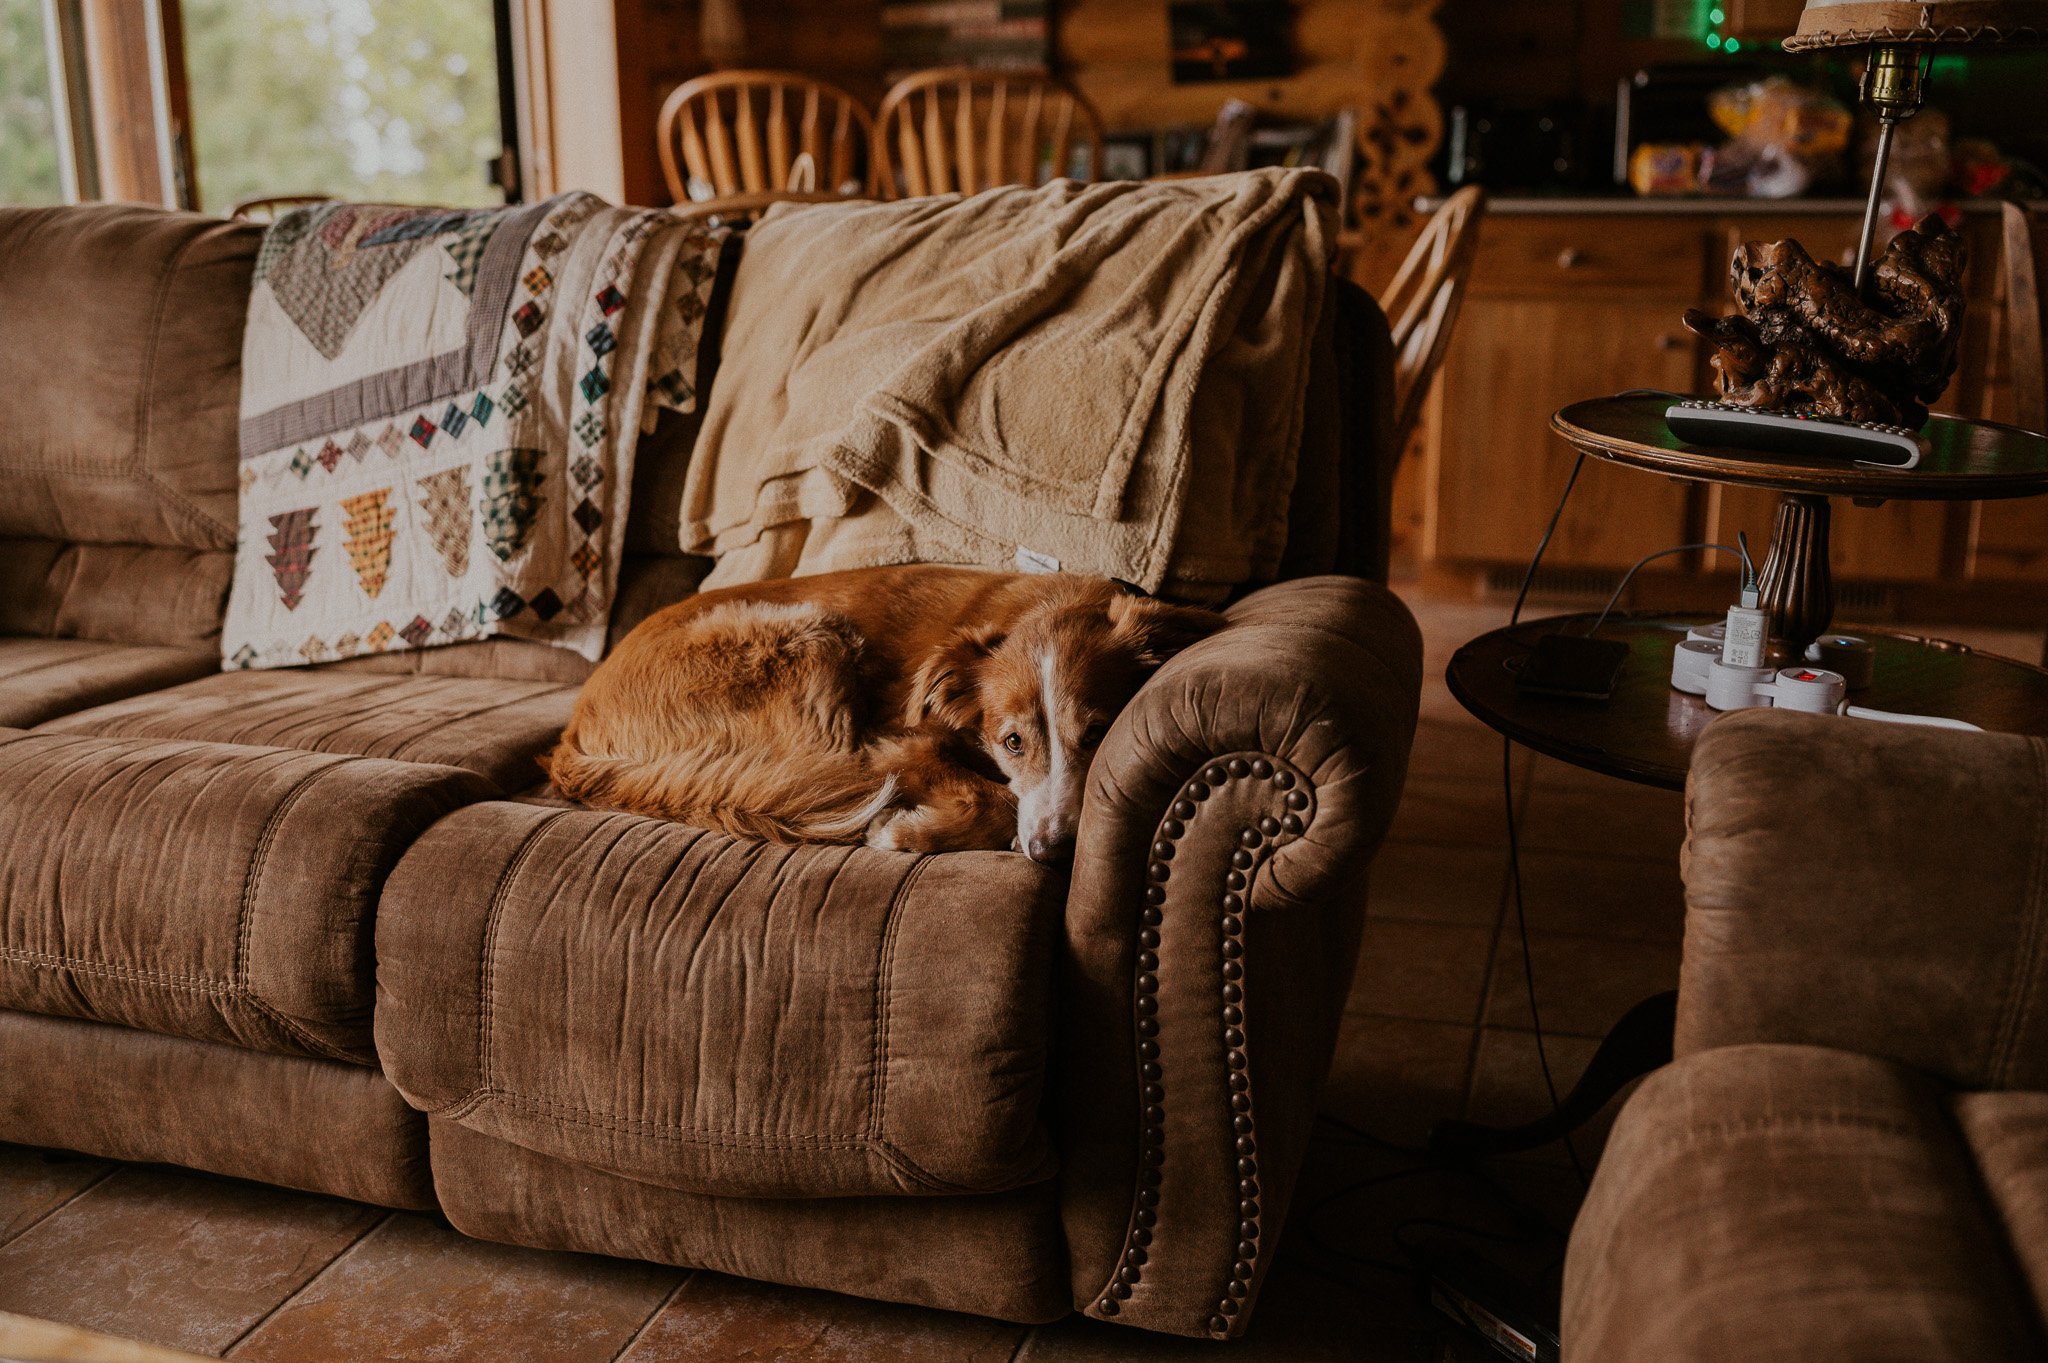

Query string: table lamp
[1782,1,2048,287]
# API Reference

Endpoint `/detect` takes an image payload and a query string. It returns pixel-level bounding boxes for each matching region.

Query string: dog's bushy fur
[545,566,1223,857]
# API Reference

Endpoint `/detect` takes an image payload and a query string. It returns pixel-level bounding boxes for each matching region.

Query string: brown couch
[0,202,1422,1340]
[1564,709,2048,1361]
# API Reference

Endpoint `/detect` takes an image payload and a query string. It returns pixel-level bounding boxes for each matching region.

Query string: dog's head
[912,582,1225,865]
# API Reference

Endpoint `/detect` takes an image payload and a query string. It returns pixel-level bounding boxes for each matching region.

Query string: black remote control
[1665,400,1927,468]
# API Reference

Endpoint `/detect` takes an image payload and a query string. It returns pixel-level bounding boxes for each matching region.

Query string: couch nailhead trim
[1091,754,1312,1337]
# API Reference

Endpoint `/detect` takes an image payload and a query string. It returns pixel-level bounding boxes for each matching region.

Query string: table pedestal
[1755,492,1834,655]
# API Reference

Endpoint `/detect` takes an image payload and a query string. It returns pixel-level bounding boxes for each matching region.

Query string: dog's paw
[864,808,909,852]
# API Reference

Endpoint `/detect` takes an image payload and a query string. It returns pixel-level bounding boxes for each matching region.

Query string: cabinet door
[1429,295,1697,569]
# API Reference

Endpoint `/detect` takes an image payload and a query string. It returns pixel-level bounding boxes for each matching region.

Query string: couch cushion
[0,731,491,1063]
[0,205,259,551]
[0,636,216,727]
[377,802,1063,1199]
[0,540,233,652]
[1563,1044,2048,1363]
[37,669,577,791]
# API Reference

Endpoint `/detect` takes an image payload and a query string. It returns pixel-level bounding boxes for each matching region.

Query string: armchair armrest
[1056,576,1422,1339]
[1679,709,2048,1091]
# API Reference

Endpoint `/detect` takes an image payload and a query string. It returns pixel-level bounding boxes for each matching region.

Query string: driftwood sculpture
[1683,215,1968,428]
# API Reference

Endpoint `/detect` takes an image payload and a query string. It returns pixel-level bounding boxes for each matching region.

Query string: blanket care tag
[1014,547,1061,575]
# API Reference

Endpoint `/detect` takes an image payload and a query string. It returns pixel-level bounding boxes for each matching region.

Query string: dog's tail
[542,739,898,845]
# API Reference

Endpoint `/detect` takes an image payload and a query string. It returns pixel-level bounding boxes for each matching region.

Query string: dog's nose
[1026,835,1074,866]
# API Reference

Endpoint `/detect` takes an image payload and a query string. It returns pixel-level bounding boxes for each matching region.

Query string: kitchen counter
[1414,194,2036,216]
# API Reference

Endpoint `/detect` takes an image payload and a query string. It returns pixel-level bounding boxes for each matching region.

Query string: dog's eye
[1081,724,1107,748]
[1003,733,1024,754]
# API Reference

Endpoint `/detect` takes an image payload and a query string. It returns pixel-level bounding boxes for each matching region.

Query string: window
[0,0,67,203]
[178,0,514,212]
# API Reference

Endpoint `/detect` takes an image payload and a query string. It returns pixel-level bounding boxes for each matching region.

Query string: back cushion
[0,205,259,550]
[0,206,258,653]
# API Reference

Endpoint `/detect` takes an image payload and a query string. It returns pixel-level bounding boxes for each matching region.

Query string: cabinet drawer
[1469,217,1714,297]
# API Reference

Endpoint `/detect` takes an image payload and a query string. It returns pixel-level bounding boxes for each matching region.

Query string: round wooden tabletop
[1553,394,2048,501]
[1448,612,2048,789]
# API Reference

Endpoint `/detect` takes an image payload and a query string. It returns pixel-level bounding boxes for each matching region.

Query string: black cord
[1504,739,1588,1187]
[1580,542,1744,638]
[1497,455,1592,1186]
[1509,454,1586,631]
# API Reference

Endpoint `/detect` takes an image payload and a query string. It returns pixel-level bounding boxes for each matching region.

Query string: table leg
[1427,991,1676,1159]
[1756,493,1834,655]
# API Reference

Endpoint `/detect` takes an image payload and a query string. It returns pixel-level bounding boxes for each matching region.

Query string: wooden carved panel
[1057,0,1444,283]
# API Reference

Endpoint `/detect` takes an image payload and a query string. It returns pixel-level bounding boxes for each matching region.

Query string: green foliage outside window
[182,0,503,211]
[0,0,63,205]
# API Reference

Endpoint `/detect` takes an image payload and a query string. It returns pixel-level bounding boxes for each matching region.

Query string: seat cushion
[0,636,216,727]
[1563,1044,2048,1363]
[377,802,1063,1200]
[0,730,491,1063]
[37,669,577,791]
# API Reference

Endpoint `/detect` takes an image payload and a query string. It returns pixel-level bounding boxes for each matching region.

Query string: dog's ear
[1107,594,1227,668]
[909,624,1005,729]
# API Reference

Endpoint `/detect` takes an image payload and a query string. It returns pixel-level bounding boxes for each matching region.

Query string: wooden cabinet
[1415,204,2031,612]
[1430,296,1696,568]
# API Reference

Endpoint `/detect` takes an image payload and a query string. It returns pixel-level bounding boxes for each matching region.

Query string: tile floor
[0,588,2038,1362]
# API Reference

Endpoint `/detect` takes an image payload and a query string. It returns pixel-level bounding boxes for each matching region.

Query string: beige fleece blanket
[680,169,1337,599]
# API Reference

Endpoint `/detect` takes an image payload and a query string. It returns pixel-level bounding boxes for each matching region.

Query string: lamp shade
[1784,0,2048,49]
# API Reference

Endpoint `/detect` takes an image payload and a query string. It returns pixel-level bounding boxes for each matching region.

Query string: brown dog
[544,566,1224,861]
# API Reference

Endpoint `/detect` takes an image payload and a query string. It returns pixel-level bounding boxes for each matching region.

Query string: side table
[1432,391,2048,1156]
[1553,395,2048,653]
[1433,612,2048,1156]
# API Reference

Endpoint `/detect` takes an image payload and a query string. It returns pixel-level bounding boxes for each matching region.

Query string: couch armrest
[1679,709,2048,1090]
[1056,576,1422,1339]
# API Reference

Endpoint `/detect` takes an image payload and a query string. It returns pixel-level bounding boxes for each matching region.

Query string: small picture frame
[1168,1,1293,85]
[1102,135,1152,181]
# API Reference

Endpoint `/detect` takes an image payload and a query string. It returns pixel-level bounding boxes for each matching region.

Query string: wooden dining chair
[2005,203,2046,437]
[228,194,332,221]
[1999,203,2048,663]
[874,68,1104,199]
[1378,186,1487,453]
[657,71,880,211]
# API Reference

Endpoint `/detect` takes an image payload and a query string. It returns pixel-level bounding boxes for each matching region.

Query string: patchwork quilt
[224,194,724,669]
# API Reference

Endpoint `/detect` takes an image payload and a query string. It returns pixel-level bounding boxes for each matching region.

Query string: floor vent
[1481,564,1622,602]
[1835,581,1892,615]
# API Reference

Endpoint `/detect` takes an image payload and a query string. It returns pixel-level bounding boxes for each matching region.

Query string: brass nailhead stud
[1204,765,1227,784]
[1251,758,1273,778]
[1227,758,1250,778]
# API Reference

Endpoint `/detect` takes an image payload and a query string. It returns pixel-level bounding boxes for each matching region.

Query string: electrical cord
[1503,455,1590,1187]
[1581,535,1755,638]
